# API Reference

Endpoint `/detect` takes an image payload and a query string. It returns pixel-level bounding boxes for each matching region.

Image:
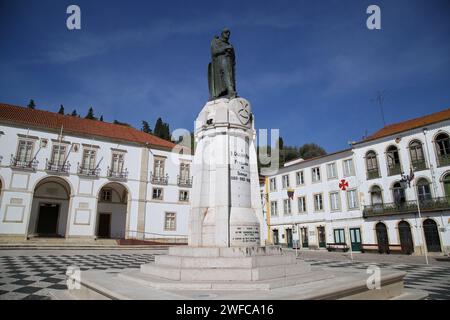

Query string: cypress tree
[58,105,65,114]
[27,99,36,109]
[85,107,96,120]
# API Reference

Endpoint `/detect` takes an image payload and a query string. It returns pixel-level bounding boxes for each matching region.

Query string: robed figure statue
[208,29,237,100]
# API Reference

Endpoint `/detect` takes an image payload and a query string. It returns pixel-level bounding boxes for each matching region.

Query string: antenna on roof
[370,90,386,127]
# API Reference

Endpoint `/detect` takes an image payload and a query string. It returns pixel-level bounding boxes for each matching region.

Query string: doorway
[36,203,59,236]
[376,222,389,253]
[97,213,111,238]
[285,228,293,248]
[300,227,309,248]
[272,229,279,245]
[350,228,362,251]
[423,219,441,252]
[317,226,326,248]
[398,221,414,254]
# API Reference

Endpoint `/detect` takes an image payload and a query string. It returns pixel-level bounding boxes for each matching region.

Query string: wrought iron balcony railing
[387,163,402,176]
[77,164,100,177]
[363,196,450,218]
[177,175,193,187]
[107,167,129,180]
[151,172,168,185]
[438,154,450,167]
[411,160,427,171]
[45,159,70,173]
[10,155,38,170]
[366,169,380,180]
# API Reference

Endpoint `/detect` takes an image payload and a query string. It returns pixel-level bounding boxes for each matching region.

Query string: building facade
[262,108,450,255]
[0,103,192,242]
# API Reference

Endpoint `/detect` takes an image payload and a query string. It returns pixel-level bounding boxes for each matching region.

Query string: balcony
[107,167,129,180]
[438,154,450,167]
[411,160,427,171]
[387,163,402,176]
[177,175,193,187]
[77,165,100,177]
[366,169,380,180]
[151,172,168,185]
[363,196,450,218]
[10,155,38,171]
[45,159,70,174]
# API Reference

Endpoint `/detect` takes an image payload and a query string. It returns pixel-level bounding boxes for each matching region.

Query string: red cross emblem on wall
[339,179,349,191]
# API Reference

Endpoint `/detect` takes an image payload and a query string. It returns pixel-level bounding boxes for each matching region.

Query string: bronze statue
[208,28,237,100]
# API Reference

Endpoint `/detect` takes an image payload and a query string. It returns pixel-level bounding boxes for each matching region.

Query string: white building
[262,108,450,255]
[0,103,192,243]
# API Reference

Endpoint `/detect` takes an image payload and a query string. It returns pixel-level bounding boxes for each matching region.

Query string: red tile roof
[0,103,177,150]
[363,107,450,143]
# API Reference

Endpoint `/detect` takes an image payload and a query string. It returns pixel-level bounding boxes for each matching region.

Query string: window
[417,178,432,202]
[297,196,306,213]
[179,190,189,202]
[370,185,383,206]
[334,229,346,244]
[435,133,450,166]
[164,212,176,231]
[100,189,112,202]
[283,199,292,215]
[329,192,340,211]
[82,149,96,169]
[152,188,163,200]
[282,175,290,188]
[296,171,304,185]
[179,163,190,181]
[366,151,380,179]
[392,182,406,205]
[343,159,355,176]
[51,144,66,165]
[154,157,165,177]
[270,201,278,216]
[347,189,359,210]
[409,140,426,171]
[327,163,337,179]
[111,153,124,173]
[16,140,34,162]
[386,146,401,176]
[269,178,277,191]
[314,194,323,211]
[312,167,321,182]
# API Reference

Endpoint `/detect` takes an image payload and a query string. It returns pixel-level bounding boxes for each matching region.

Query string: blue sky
[0,0,449,152]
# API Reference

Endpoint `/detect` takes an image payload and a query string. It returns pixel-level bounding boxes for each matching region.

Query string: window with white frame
[269,178,277,191]
[312,167,321,182]
[282,174,290,188]
[333,229,346,244]
[51,144,66,165]
[270,201,278,216]
[329,192,340,211]
[179,163,190,181]
[82,149,96,169]
[297,196,306,213]
[314,193,323,211]
[154,157,165,177]
[111,153,125,173]
[164,212,176,231]
[296,171,304,185]
[347,189,359,209]
[16,139,34,162]
[179,190,189,202]
[152,188,163,200]
[283,199,292,215]
[343,159,355,176]
[327,163,337,179]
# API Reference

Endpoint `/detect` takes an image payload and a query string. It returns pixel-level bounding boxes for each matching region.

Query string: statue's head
[221,28,231,41]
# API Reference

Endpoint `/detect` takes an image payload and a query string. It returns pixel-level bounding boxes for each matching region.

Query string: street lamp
[400,169,429,265]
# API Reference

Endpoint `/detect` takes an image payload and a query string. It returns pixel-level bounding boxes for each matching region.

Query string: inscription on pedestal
[230,225,260,246]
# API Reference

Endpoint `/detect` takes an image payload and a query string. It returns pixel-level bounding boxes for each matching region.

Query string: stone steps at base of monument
[140,261,311,281]
[168,246,283,258]
[155,254,297,268]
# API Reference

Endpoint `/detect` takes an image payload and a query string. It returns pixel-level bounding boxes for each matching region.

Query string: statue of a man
[208,28,237,100]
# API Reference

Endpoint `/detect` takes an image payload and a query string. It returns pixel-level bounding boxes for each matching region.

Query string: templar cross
[339,179,349,191]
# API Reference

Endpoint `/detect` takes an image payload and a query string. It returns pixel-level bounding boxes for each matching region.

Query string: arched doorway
[96,182,128,239]
[28,177,71,237]
[423,219,441,252]
[375,222,389,253]
[398,221,414,254]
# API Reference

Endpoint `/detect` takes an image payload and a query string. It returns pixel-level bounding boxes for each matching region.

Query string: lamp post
[400,170,429,265]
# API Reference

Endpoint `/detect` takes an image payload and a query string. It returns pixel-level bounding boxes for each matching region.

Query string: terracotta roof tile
[0,103,176,150]
[363,107,450,143]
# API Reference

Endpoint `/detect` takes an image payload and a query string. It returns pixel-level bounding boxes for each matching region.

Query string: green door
[350,228,362,251]
[317,226,326,248]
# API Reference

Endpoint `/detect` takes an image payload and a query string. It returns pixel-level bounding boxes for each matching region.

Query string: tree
[71,109,78,116]
[85,107,96,120]
[298,143,327,160]
[153,118,164,138]
[113,120,131,127]
[58,105,65,114]
[99,115,103,122]
[27,99,36,109]
[142,121,152,134]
